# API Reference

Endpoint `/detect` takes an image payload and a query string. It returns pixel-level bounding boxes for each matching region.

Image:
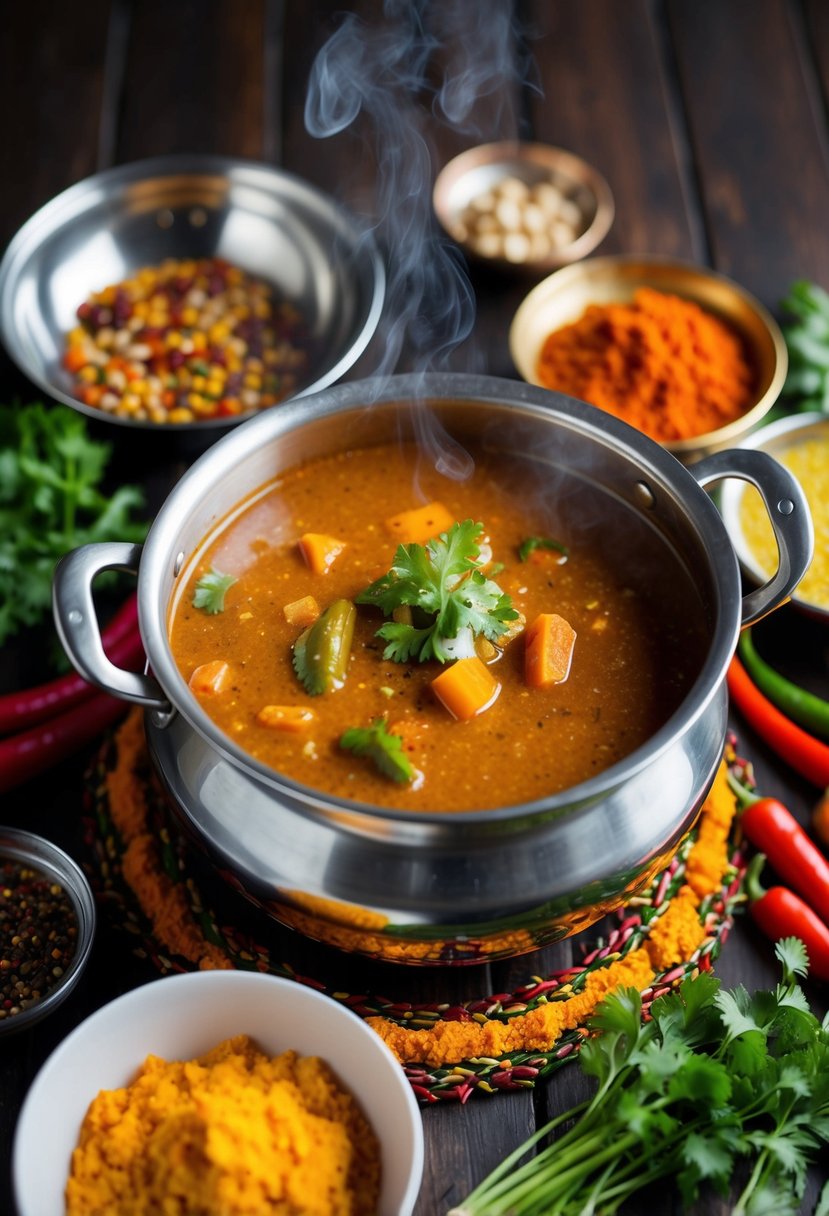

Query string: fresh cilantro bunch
[0,404,147,648]
[356,520,517,663]
[452,938,829,1216]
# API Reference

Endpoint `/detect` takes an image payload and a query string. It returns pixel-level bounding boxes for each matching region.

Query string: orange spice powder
[535,287,755,442]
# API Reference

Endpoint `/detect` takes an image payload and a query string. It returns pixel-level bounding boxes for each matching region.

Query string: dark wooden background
[2,2,829,1213]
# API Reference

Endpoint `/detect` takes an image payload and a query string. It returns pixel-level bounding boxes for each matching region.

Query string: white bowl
[13,971,424,1216]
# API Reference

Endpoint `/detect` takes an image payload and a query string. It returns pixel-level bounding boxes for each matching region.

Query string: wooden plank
[116,0,268,161]
[523,0,698,260]
[414,1093,535,1216]
[0,0,113,249]
[668,0,829,303]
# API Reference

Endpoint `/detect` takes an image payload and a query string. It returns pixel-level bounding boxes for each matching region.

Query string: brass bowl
[433,141,614,274]
[509,255,788,462]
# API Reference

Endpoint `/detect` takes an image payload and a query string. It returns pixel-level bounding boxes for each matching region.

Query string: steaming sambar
[169,441,707,811]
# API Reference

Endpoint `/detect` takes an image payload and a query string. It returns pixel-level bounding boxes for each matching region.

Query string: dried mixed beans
[64,257,309,424]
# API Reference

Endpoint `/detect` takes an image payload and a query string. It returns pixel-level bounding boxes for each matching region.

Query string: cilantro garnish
[0,403,147,652]
[518,535,569,562]
[192,568,237,614]
[340,718,414,783]
[356,520,517,663]
[452,937,829,1216]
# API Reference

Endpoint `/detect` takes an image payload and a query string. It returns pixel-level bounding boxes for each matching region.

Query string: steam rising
[305,0,528,479]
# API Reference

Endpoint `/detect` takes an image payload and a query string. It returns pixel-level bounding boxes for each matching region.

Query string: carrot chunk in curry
[384,500,455,545]
[525,613,577,687]
[298,532,346,574]
[431,657,501,721]
[189,660,232,695]
[169,441,707,812]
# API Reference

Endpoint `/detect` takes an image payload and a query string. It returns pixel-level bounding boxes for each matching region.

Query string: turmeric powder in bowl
[65,1035,380,1216]
[535,287,756,442]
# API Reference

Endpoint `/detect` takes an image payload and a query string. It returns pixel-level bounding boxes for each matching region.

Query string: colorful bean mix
[0,858,77,1019]
[64,257,310,424]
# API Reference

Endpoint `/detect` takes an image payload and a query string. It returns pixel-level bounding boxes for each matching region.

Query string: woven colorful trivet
[83,713,750,1104]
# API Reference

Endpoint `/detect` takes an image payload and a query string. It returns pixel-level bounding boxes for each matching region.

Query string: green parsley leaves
[192,568,237,614]
[452,938,829,1216]
[356,520,517,663]
[340,718,414,783]
[0,403,147,649]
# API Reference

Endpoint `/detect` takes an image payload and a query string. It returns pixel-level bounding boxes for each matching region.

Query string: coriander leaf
[340,718,414,783]
[356,520,517,664]
[0,403,147,653]
[192,568,237,614]
[667,1054,732,1107]
[775,936,809,983]
[518,535,569,562]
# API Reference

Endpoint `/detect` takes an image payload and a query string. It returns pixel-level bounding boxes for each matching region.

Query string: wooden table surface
[2,3,829,1213]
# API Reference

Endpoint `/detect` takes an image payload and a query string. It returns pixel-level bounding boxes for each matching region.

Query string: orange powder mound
[107,712,231,972]
[536,287,755,442]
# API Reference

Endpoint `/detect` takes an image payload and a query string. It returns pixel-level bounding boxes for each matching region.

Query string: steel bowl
[0,828,96,1036]
[0,155,385,432]
[509,255,788,462]
[718,411,829,624]
[52,374,812,964]
[433,141,614,274]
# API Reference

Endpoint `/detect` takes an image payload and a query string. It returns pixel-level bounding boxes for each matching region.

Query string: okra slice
[292,598,356,695]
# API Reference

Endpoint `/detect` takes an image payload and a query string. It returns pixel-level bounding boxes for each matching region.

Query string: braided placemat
[83,715,749,1103]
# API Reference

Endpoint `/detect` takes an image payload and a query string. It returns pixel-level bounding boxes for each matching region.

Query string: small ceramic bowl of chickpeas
[433,141,614,274]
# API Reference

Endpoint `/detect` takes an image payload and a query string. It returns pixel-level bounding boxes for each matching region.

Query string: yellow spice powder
[738,435,829,610]
[65,1035,380,1216]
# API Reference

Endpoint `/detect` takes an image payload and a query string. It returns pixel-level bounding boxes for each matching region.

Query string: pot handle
[691,448,814,627]
[53,542,171,711]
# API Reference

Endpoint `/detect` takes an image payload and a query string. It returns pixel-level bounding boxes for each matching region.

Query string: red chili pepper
[727,655,829,787]
[0,690,130,795]
[744,855,829,981]
[0,597,141,736]
[738,794,829,926]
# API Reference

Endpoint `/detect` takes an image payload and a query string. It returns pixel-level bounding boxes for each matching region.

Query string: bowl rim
[13,969,424,1216]
[432,139,615,270]
[0,153,386,431]
[718,410,828,622]
[0,827,96,1037]
[508,253,788,454]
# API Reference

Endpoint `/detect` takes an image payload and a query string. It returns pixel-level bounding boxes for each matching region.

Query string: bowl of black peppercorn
[0,828,96,1037]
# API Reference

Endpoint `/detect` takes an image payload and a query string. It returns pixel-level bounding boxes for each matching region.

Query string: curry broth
[169,442,706,811]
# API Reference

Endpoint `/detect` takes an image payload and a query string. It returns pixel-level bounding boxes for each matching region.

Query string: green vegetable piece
[340,718,414,783]
[293,598,356,695]
[518,535,569,562]
[192,568,237,614]
[356,520,517,664]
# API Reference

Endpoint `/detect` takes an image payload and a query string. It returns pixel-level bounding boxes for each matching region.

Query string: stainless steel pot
[53,375,813,964]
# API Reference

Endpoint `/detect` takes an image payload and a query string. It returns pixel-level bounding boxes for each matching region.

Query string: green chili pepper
[738,629,829,742]
[292,599,356,695]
